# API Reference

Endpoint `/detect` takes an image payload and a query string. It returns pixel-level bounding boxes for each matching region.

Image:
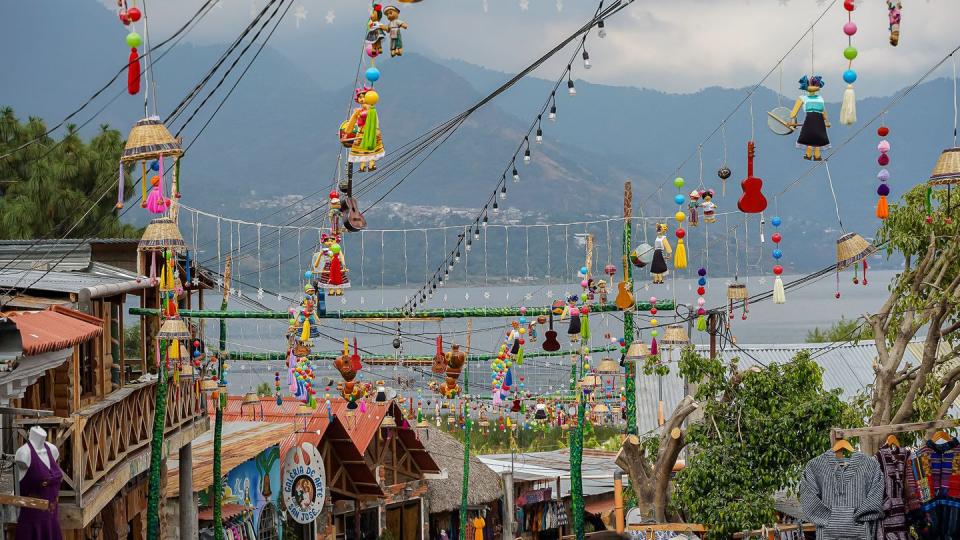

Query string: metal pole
[213,257,231,540]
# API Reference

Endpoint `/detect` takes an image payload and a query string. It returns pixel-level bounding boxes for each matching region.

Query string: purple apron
[16,442,63,540]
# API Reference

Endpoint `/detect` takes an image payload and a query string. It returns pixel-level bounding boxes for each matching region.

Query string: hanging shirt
[800,450,884,540]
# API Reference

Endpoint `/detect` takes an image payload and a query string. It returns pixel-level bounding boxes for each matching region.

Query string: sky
[97,0,960,98]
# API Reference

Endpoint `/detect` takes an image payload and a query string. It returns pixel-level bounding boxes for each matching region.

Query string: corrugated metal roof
[0,263,138,295]
[0,240,93,272]
[633,340,919,434]
[479,449,624,498]
[5,307,102,356]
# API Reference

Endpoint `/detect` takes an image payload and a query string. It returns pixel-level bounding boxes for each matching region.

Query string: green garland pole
[569,344,585,540]
[213,262,230,540]
[623,181,638,435]
[146,342,168,539]
[460,365,470,540]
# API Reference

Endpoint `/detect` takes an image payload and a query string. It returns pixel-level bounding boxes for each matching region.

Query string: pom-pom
[877,169,890,182]
[878,153,890,166]
[877,183,891,196]
[697,267,707,276]
[126,32,142,48]
[673,177,685,188]
[365,66,381,82]
[843,69,858,84]
[840,84,857,125]
[878,140,891,153]
[877,126,890,137]
[876,195,889,219]
[843,21,858,36]
[771,232,782,243]
[127,7,142,21]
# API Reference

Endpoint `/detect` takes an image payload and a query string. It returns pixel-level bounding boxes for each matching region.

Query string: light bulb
[536,128,543,144]
[466,239,472,251]
[482,215,488,227]
[548,104,557,122]
[582,50,591,70]
[523,148,531,164]
[567,79,576,96]
[474,227,481,239]
[438,276,444,286]
[597,20,606,38]
[492,200,499,213]
[448,261,454,271]
[500,185,507,199]
[512,167,520,182]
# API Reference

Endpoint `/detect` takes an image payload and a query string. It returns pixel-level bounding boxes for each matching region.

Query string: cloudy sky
[101,0,959,97]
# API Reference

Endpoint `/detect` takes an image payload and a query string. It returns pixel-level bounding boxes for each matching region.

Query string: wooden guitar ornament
[542,311,561,352]
[341,175,367,232]
[615,181,635,309]
[737,141,768,214]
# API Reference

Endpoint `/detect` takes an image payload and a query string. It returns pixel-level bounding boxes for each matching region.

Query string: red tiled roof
[4,307,102,356]
[198,504,250,521]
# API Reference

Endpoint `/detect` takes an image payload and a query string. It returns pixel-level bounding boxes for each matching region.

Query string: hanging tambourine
[630,243,654,268]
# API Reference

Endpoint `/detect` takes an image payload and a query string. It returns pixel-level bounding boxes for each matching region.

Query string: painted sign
[283,441,327,524]
[199,445,282,538]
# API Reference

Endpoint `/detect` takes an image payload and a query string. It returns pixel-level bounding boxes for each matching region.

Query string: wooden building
[0,239,209,539]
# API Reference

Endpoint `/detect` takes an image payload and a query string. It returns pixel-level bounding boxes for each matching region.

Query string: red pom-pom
[843,0,855,11]
[518,338,525,345]
[119,10,131,25]
[878,154,890,166]
[877,126,890,137]
[650,308,657,315]
[773,265,783,276]
[581,306,590,314]
[771,232,782,244]
[697,287,705,295]
[127,6,141,21]
[675,228,686,239]
[329,190,338,198]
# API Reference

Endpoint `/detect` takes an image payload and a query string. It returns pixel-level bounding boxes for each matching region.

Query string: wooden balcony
[16,375,208,529]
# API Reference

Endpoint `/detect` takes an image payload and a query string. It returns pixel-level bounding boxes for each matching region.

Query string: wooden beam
[832,418,960,441]
[0,406,53,417]
[0,494,49,510]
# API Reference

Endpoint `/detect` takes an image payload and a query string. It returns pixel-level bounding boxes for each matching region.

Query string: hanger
[832,438,855,457]
[932,430,951,443]
[885,434,900,448]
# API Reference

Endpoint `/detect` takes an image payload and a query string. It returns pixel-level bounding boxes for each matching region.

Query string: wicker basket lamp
[121,117,182,163]
[727,282,749,320]
[928,148,960,186]
[835,232,876,297]
[138,217,185,252]
[661,324,689,347]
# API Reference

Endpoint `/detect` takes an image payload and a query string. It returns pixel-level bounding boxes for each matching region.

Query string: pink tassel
[360,400,367,413]
[862,259,869,285]
[650,337,658,356]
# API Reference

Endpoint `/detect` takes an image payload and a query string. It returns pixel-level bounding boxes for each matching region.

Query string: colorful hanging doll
[381,6,408,57]
[700,189,717,223]
[650,223,672,284]
[563,295,581,342]
[145,174,169,214]
[887,1,902,46]
[312,234,350,296]
[687,190,701,227]
[790,75,830,161]
[364,4,385,57]
[344,87,385,172]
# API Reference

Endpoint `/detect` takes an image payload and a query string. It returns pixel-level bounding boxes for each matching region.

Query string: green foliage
[256,382,273,397]
[673,349,847,538]
[805,316,865,343]
[442,421,622,454]
[0,107,140,239]
[124,325,141,359]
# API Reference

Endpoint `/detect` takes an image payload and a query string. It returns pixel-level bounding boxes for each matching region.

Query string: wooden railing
[16,375,206,501]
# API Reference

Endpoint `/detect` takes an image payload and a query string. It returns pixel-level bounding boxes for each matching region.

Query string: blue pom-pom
[771,216,782,227]
[365,67,381,82]
[772,249,783,260]
[519,317,526,324]
[304,271,313,279]
[580,266,588,275]
[843,69,857,84]
[149,160,159,171]
[674,194,685,205]
[697,277,706,286]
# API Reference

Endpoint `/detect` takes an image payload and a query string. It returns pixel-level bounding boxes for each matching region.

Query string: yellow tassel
[674,238,687,269]
[170,339,181,359]
[301,319,310,342]
[876,195,889,220]
[140,162,148,207]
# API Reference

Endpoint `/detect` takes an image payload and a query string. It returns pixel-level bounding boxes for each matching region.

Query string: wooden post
[614,471,625,533]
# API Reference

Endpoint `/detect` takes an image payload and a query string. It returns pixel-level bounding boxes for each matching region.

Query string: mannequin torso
[15,426,59,483]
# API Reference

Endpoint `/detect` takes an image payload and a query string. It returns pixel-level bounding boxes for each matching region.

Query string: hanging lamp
[661,325,690,347]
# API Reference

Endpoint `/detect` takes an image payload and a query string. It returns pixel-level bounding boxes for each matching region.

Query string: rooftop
[4,306,102,356]
[479,448,625,498]
[419,428,502,513]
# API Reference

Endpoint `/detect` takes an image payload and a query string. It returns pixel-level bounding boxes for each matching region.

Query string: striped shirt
[801,451,885,540]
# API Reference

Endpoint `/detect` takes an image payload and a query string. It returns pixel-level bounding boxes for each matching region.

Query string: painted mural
[201,445,283,540]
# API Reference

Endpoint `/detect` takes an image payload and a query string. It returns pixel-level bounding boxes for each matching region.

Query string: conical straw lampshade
[836,232,876,270]
[121,117,183,163]
[139,217,185,252]
[578,374,601,390]
[593,403,610,414]
[661,325,690,346]
[626,342,649,360]
[201,378,218,392]
[242,392,260,405]
[727,283,748,300]
[928,148,960,186]
[596,358,620,374]
[157,318,190,341]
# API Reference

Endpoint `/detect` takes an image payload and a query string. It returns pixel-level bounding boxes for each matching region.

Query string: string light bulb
[492,199,499,213]
[549,93,557,121]
[567,77,576,97]
[536,127,543,144]
[523,139,531,164]
[482,213,488,227]
[474,226,480,239]
[513,166,520,182]
[500,184,507,199]
[597,19,606,38]
[466,237,472,251]
[582,49,591,70]
[455,250,461,263]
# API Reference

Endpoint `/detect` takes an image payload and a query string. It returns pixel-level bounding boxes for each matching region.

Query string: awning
[165,421,296,496]
[4,307,102,356]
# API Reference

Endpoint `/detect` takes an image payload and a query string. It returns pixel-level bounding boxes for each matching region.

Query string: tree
[256,382,273,397]
[805,316,865,343]
[0,107,139,239]
[671,349,846,537]
[861,185,960,453]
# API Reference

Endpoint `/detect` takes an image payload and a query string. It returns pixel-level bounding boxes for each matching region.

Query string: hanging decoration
[343,87,385,173]
[738,141,767,212]
[672,177,687,269]
[119,117,182,210]
[840,1,858,125]
[926,57,959,222]
[650,223,671,284]
[887,1,902,46]
[771,216,785,304]
[117,1,143,95]
[835,232,875,298]
[310,233,349,296]
[727,281,748,321]
[687,190,700,227]
[701,189,717,223]
[791,75,831,161]
[364,4,386,58]
[382,6,408,57]
[877,125,892,220]
[695,267,708,330]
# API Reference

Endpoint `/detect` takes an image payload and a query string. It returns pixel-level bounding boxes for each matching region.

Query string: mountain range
[2,0,955,283]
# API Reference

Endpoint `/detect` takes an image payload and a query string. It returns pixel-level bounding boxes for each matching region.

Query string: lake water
[218,270,898,395]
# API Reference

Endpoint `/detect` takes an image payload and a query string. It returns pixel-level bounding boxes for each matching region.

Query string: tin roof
[0,263,139,296]
[0,239,139,273]
[4,307,102,356]
[479,449,624,498]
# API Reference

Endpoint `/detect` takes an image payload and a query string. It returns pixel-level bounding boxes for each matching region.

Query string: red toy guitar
[738,141,768,214]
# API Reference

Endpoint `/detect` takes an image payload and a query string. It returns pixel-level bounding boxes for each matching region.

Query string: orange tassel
[876,195,889,219]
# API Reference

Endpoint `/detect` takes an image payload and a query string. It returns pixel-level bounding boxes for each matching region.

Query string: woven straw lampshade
[242,391,260,405]
[157,318,190,341]
[661,325,690,346]
[121,117,183,163]
[200,378,218,392]
[579,374,601,391]
[593,402,610,414]
[625,341,650,360]
[381,414,398,428]
[139,217,185,252]
[727,282,748,300]
[596,358,620,374]
[836,232,876,270]
[928,148,960,186]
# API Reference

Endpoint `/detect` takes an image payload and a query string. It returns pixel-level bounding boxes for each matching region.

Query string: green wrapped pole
[460,364,471,540]
[128,301,673,320]
[213,290,229,540]
[569,351,585,540]
[146,344,168,539]
[623,211,638,435]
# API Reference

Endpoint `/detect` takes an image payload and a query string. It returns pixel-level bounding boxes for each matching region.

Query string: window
[79,340,96,398]
[258,502,279,540]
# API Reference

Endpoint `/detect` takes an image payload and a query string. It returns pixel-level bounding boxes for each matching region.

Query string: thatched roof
[421,428,503,513]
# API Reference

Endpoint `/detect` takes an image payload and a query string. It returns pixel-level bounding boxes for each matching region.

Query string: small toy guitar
[341,177,367,232]
[738,141,768,214]
[350,337,363,372]
[542,312,561,352]
[431,335,447,373]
